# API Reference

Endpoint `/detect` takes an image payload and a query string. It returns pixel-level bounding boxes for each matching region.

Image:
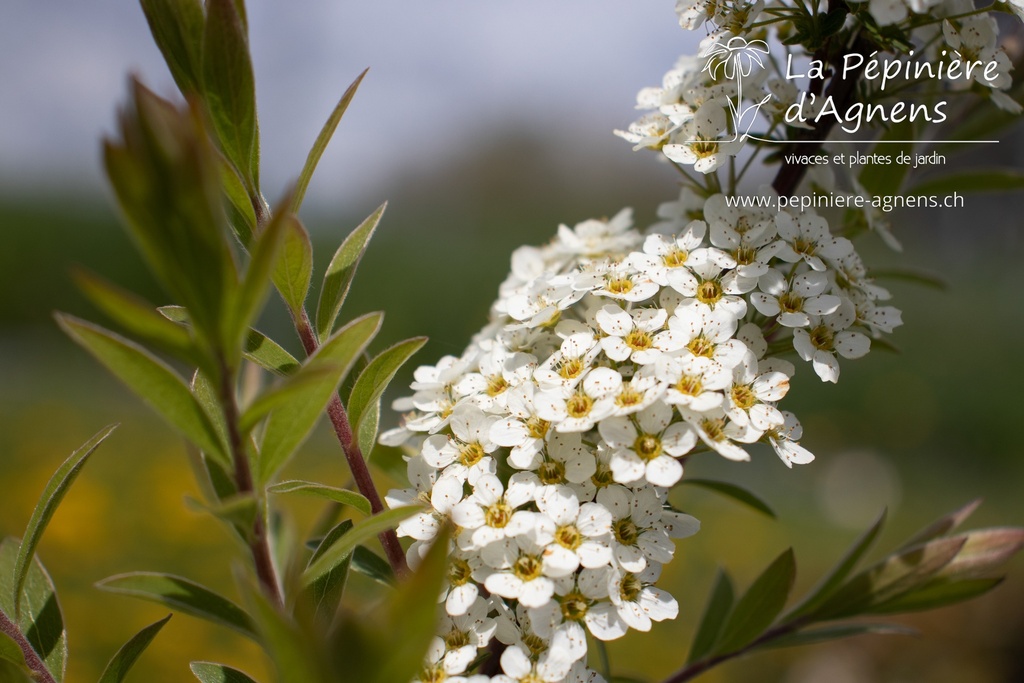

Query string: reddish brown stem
[0,608,57,683]
[295,311,409,578]
[219,360,283,605]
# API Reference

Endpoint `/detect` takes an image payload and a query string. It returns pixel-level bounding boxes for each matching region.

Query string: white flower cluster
[384,188,902,682]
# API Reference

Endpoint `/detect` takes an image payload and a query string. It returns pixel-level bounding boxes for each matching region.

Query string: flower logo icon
[702,36,772,141]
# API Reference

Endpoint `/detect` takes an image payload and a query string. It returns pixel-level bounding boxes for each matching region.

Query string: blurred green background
[1,124,1023,682]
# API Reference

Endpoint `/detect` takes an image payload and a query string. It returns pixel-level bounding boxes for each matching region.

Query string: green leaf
[241,366,339,433]
[221,161,257,247]
[713,549,796,655]
[202,0,258,189]
[0,540,67,682]
[356,401,380,460]
[238,578,332,683]
[271,216,313,315]
[96,573,256,641]
[57,315,228,464]
[346,336,427,444]
[371,525,451,683]
[184,495,259,538]
[0,632,30,673]
[13,425,117,618]
[190,662,260,683]
[898,499,981,551]
[189,370,231,467]
[686,569,734,664]
[267,481,371,516]
[867,577,1004,614]
[787,509,886,621]
[314,203,386,343]
[766,622,917,649]
[97,614,171,683]
[934,527,1024,580]
[813,536,967,619]
[258,313,382,483]
[350,547,396,588]
[227,200,291,355]
[244,329,300,376]
[293,70,367,213]
[870,267,947,291]
[860,119,915,196]
[104,81,237,347]
[73,269,202,369]
[909,168,1024,196]
[303,506,421,586]
[305,520,354,624]
[679,479,776,519]
[0,659,35,683]
[139,0,205,95]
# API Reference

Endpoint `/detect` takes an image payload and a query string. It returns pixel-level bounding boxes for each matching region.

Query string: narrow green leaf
[97,614,171,683]
[293,70,367,213]
[314,204,386,343]
[867,577,1004,614]
[57,315,228,465]
[0,540,67,682]
[271,217,313,315]
[787,509,887,620]
[221,161,257,247]
[713,549,796,655]
[190,662,260,683]
[305,520,354,624]
[189,371,231,468]
[73,269,201,368]
[160,305,298,377]
[202,0,258,188]
[766,622,917,649]
[96,573,256,641]
[346,336,427,443]
[356,401,380,460]
[241,366,338,433]
[244,329,300,376]
[0,631,30,672]
[258,313,382,482]
[139,0,204,94]
[267,481,371,516]
[372,525,452,683]
[909,169,1024,196]
[13,425,117,617]
[104,81,237,347]
[813,536,966,619]
[870,267,947,291]
[0,659,35,683]
[227,201,291,355]
[184,495,258,537]
[350,547,396,588]
[303,506,421,586]
[860,119,915,196]
[679,479,776,519]
[898,499,981,551]
[238,577,331,683]
[686,569,734,664]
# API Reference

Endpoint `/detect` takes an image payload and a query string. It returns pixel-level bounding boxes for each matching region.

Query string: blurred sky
[0,1,700,206]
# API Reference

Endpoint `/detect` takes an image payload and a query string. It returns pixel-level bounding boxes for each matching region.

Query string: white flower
[658,354,730,412]
[536,485,614,573]
[598,485,676,572]
[724,351,788,431]
[766,411,815,468]
[435,596,498,674]
[630,221,709,289]
[535,367,624,433]
[483,526,564,608]
[750,268,842,328]
[598,402,696,487]
[452,472,539,550]
[607,564,679,632]
[493,644,573,683]
[596,305,670,365]
[490,383,551,470]
[792,300,870,383]
[680,406,758,461]
[775,210,853,272]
